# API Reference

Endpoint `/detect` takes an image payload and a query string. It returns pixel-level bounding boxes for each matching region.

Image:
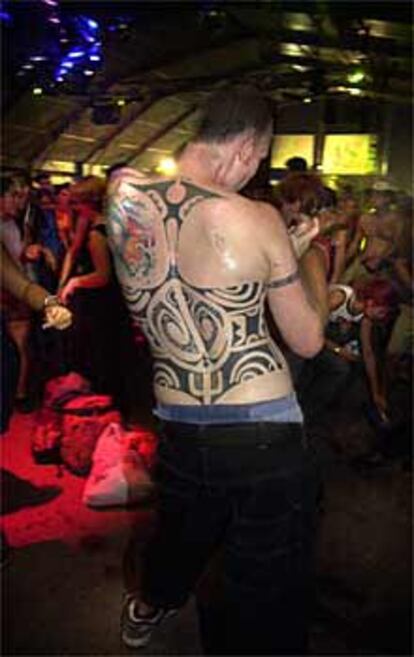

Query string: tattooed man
[107,85,325,655]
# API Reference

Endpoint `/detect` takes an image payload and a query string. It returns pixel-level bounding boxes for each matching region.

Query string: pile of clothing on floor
[32,372,156,507]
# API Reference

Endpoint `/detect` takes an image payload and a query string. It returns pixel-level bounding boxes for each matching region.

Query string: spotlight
[347,69,365,84]
[68,49,86,59]
[32,87,43,95]
[157,157,177,175]
[116,98,126,106]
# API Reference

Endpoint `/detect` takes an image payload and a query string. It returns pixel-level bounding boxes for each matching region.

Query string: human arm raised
[260,204,325,358]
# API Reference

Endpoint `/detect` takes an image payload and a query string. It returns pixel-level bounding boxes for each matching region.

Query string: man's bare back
[108,168,322,406]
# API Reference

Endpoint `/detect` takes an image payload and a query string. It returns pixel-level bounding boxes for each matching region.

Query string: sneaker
[121,594,178,648]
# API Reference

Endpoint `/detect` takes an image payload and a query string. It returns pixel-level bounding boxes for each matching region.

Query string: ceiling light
[347,69,365,84]
[303,97,312,104]
[157,157,177,175]
[32,87,43,95]
[117,99,126,106]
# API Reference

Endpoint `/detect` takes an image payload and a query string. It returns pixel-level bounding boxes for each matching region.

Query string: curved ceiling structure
[1,1,412,174]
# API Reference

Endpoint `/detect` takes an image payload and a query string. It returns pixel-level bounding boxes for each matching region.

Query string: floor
[1,395,412,656]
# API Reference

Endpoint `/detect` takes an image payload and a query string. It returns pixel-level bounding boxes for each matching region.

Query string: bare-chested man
[344,181,403,284]
[107,86,325,655]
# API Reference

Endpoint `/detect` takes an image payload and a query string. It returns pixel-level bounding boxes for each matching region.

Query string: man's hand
[288,217,319,259]
[44,304,72,330]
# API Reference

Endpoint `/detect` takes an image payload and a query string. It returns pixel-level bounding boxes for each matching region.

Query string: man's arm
[259,204,324,358]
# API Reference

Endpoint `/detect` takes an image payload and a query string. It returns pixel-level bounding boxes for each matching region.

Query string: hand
[44,304,72,330]
[373,393,389,423]
[25,244,43,261]
[58,279,78,304]
[288,217,319,259]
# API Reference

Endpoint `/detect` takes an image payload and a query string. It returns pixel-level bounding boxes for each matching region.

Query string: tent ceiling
[2,1,412,172]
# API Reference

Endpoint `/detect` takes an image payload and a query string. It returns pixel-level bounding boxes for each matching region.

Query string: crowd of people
[1,84,412,654]
[271,169,412,450]
[0,168,144,432]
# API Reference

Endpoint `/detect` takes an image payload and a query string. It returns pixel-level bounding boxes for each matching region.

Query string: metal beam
[125,105,197,165]
[81,96,156,165]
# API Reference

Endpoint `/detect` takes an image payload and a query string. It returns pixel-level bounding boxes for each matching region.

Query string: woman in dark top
[58,176,144,421]
[58,176,117,393]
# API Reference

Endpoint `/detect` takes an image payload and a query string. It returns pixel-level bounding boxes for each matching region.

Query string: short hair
[55,183,71,194]
[195,85,273,143]
[285,156,308,172]
[356,278,399,312]
[276,172,325,216]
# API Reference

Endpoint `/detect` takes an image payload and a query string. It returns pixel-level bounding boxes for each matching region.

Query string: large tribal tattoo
[107,177,286,404]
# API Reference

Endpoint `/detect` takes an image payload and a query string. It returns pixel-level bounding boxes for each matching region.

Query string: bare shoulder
[108,167,152,195]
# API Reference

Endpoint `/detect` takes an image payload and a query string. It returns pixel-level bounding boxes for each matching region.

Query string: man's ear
[237,132,255,165]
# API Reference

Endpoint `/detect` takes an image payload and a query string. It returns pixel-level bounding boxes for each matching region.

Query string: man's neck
[177,143,216,187]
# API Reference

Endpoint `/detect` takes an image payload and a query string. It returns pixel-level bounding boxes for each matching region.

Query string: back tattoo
[107,178,285,404]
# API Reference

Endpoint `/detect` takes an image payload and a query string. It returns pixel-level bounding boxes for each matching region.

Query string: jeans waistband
[155,393,303,425]
[159,420,305,448]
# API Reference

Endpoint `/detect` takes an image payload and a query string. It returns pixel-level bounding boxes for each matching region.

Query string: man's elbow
[293,329,324,358]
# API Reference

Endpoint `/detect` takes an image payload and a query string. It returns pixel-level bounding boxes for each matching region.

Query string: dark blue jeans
[140,421,320,655]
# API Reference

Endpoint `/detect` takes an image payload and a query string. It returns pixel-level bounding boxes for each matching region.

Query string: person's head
[37,188,55,210]
[55,183,72,208]
[0,175,19,219]
[34,172,52,190]
[356,278,399,322]
[338,191,360,219]
[69,176,107,214]
[285,156,308,172]
[275,172,325,225]
[370,181,396,211]
[9,171,31,212]
[191,85,274,191]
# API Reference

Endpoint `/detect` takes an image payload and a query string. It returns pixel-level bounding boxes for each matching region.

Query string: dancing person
[343,180,402,285]
[1,241,72,432]
[54,183,74,251]
[107,85,326,655]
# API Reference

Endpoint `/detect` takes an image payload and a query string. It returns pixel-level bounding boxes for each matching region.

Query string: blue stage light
[68,49,86,59]
[86,18,98,30]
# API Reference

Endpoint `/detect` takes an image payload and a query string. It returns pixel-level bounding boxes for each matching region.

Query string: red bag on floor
[32,373,121,474]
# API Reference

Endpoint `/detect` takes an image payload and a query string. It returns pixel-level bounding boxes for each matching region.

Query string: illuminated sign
[323,134,377,174]
[271,134,314,169]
